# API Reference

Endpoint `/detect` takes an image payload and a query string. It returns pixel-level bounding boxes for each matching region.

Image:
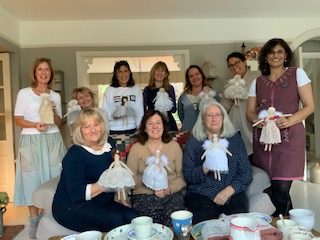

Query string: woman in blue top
[52,108,138,232]
[183,98,252,224]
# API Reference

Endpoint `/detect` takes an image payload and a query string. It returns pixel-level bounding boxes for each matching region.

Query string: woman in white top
[102,61,144,135]
[14,58,66,239]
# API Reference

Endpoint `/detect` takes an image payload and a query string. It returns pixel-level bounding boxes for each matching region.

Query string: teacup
[276,219,300,240]
[75,230,102,240]
[131,216,153,240]
[289,229,315,240]
[170,210,193,236]
[229,217,261,240]
[289,209,315,231]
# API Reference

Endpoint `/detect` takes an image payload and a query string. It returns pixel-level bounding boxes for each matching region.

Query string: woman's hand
[203,166,209,174]
[118,198,132,207]
[276,117,290,129]
[36,122,48,132]
[155,187,171,198]
[213,186,235,206]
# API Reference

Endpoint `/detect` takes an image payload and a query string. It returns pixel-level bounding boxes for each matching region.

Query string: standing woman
[14,58,66,239]
[102,61,144,135]
[247,38,314,216]
[143,61,178,131]
[221,52,261,161]
[178,65,219,132]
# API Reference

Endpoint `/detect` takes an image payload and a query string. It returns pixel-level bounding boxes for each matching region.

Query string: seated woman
[52,108,138,232]
[127,109,186,226]
[183,98,252,224]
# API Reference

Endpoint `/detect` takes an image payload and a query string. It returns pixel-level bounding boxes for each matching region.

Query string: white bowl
[289,208,315,231]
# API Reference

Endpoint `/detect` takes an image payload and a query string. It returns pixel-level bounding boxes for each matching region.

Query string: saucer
[61,234,78,240]
[105,223,174,240]
[127,228,157,240]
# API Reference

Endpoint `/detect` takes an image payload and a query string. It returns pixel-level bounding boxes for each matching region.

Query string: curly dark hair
[258,38,292,76]
[110,60,136,87]
[136,109,172,144]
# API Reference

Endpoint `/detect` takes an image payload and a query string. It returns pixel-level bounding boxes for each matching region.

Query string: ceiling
[0,0,320,21]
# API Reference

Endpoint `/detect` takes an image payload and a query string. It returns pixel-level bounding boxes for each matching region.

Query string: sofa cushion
[32,176,60,215]
[246,166,271,196]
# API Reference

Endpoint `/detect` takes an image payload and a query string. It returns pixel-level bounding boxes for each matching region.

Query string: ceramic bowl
[289,209,315,231]
[127,228,158,240]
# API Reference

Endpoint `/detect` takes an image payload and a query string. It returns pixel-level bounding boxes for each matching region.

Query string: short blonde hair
[71,87,98,108]
[72,108,109,146]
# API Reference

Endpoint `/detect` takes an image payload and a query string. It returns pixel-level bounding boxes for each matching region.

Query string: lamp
[202,60,217,81]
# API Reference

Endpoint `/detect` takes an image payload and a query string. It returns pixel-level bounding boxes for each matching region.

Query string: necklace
[147,141,163,153]
[186,94,199,110]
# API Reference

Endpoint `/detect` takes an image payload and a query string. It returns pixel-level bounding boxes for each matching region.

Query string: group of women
[13,38,314,237]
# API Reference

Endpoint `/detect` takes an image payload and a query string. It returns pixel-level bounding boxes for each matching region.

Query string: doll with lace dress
[142,150,172,191]
[153,87,174,118]
[223,74,248,106]
[39,93,54,124]
[104,150,135,200]
[64,99,81,135]
[201,134,232,181]
[252,107,292,151]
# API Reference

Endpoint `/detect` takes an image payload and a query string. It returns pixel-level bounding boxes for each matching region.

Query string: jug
[229,217,261,240]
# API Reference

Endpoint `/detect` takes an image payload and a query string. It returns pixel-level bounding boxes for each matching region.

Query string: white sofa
[32,166,275,240]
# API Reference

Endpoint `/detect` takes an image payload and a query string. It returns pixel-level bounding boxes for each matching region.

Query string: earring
[265,59,267,63]
[285,59,287,62]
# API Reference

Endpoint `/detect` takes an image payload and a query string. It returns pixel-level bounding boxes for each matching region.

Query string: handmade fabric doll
[198,88,217,112]
[113,96,135,126]
[153,87,174,118]
[64,99,81,136]
[223,74,248,106]
[201,134,232,181]
[104,150,135,200]
[39,93,54,124]
[253,107,292,151]
[142,150,172,191]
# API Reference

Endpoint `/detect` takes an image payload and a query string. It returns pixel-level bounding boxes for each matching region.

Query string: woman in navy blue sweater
[52,108,138,232]
[183,99,252,224]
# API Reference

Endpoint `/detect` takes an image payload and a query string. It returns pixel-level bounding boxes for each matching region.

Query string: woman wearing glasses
[102,61,144,135]
[183,98,252,224]
[13,58,66,238]
[221,52,260,162]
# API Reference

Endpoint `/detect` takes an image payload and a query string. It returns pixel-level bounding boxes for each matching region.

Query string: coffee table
[49,217,320,239]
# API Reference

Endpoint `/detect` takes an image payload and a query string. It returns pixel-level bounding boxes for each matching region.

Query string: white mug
[276,219,301,240]
[131,216,153,239]
[75,230,102,240]
[229,217,261,240]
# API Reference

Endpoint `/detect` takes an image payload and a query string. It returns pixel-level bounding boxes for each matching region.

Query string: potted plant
[0,192,9,237]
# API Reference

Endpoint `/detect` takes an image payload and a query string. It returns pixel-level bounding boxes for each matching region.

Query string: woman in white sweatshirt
[102,60,144,135]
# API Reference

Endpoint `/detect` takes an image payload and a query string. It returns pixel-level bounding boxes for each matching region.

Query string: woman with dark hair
[102,60,144,135]
[247,38,314,216]
[127,109,186,226]
[143,61,178,131]
[221,52,261,162]
[178,65,219,131]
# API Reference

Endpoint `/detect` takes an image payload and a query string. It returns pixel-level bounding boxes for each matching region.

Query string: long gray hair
[192,98,236,141]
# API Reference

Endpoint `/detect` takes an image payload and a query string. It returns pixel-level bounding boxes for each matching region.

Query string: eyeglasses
[227,60,241,69]
[205,113,222,119]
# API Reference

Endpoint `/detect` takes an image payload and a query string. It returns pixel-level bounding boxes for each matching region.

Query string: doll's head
[268,107,276,117]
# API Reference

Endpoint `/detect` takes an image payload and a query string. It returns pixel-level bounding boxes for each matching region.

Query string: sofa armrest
[32,176,60,215]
